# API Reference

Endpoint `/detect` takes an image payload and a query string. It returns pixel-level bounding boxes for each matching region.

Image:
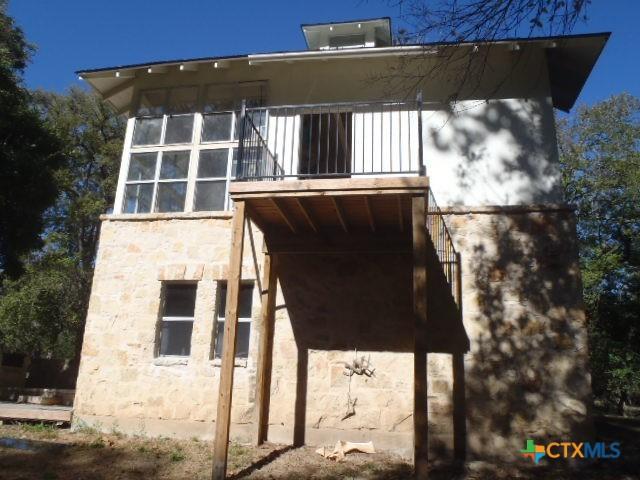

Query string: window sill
[211,358,248,368]
[101,211,233,221]
[153,357,189,366]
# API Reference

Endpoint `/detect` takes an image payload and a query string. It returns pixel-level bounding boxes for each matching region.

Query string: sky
[8,0,640,109]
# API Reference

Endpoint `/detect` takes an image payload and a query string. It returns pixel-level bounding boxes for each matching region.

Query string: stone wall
[74,206,592,461]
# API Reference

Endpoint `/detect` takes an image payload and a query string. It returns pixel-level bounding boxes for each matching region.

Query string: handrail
[235,98,424,180]
[236,107,284,181]
[426,188,461,310]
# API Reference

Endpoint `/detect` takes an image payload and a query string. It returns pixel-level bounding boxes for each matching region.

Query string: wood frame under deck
[211,177,435,480]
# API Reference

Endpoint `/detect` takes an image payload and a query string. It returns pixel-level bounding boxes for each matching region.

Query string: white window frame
[213,281,254,359]
[122,149,191,214]
[115,85,267,215]
[158,283,197,358]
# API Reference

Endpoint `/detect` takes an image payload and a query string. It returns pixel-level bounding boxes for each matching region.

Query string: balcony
[216,98,469,479]
[233,99,425,181]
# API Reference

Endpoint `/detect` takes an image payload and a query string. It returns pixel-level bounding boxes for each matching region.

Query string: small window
[123,152,158,213]
[213,282,253,359]
[164,115,194,144]
[123,151,189,214]
[194,149,230,211]
[133,117,163,146]
[202,112,234,142]
[158,284,197,357]
[156,150,189,213]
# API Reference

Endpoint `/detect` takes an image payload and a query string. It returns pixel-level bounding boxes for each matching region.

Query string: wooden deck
[230,177,430,253]
[0,402,72,423]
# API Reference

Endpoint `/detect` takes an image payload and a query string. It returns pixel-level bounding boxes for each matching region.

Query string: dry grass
[0,416,638,479]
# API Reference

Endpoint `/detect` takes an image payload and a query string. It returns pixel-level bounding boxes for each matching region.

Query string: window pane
[137,89,166,116]
[194,181,226,211]
[232,147,238,176]
[218,283,253,319]
[202,113,233,142]
[160,151,190,179]
[214,321,250,359]
[160,321,193,356]
[132,117,163,146]
[127,152,157,181]
[164,284,197,316]
[197,150,228,178]
[123,183,153,213]
[168,86,198,114]
[156,182,187,212]
[164,115,194,144]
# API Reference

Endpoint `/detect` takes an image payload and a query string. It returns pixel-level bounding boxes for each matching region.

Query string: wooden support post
[452,352,467,462]
[453,251,466,461]
[212,201,247,480]
[254,252,278,445]
[412,194,429,478]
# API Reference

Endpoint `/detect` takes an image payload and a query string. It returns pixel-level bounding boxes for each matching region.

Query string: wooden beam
[331,197,348,233]
[412,194,429,478]
[230,176,430,200]
[363,196,376,232]
[265,231,411,255]
[254,253,278,445]
[295,198,318,233]
[212,201,247,480]
[270,198,297,233]
[452,352,467,461]
[397,195,404,232]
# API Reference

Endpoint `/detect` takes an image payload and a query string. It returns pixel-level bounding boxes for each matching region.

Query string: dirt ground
[0,415,638,479]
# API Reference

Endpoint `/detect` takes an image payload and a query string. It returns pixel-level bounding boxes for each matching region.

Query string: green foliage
[558,93,640,412]
[0,1,65,277]
[0,89,124,359]
[0,253,82,358]
[0,3,124,359]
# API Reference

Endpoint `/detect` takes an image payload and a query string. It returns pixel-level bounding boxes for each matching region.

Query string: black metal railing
[234,98,424,181]
[235,105,284,181]
[427,188,462,310]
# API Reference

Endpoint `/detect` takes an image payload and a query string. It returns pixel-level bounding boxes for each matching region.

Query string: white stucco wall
[423,96,562,205]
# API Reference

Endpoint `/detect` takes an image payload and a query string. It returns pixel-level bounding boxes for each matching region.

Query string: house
[74,17,608,477]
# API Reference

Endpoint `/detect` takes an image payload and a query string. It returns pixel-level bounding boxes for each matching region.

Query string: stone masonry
[73,206,592,460]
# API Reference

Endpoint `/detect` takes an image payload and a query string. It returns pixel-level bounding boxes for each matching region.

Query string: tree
[0,0,65,277]
[392,0,589,44]
[557,93,640,412]
[378,0,591,99]
[0,88,125,360]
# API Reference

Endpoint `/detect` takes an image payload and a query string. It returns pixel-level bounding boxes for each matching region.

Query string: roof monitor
[302,18,392,50]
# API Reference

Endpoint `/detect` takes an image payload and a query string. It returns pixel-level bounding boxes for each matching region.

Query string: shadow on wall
[447,208,594,458]
[274,252,468,455]
[426,97,562,205]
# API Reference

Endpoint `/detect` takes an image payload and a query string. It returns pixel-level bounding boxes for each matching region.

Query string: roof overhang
[301,17,392,49]
[77,32,609,114]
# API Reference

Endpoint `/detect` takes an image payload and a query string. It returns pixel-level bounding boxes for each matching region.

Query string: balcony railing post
[236,99,247,180]
[417,91,426,176]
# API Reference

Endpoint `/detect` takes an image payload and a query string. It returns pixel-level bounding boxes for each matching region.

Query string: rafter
[331,197,348,233]
[295,198,318,233]
[363,196,376,232]
[270,198,297,233]
[397,195,404,232]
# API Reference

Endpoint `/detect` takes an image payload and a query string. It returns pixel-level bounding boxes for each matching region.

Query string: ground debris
[316,440,376,461]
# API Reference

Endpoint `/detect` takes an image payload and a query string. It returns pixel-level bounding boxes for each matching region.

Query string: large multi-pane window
[121,84,266,214]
